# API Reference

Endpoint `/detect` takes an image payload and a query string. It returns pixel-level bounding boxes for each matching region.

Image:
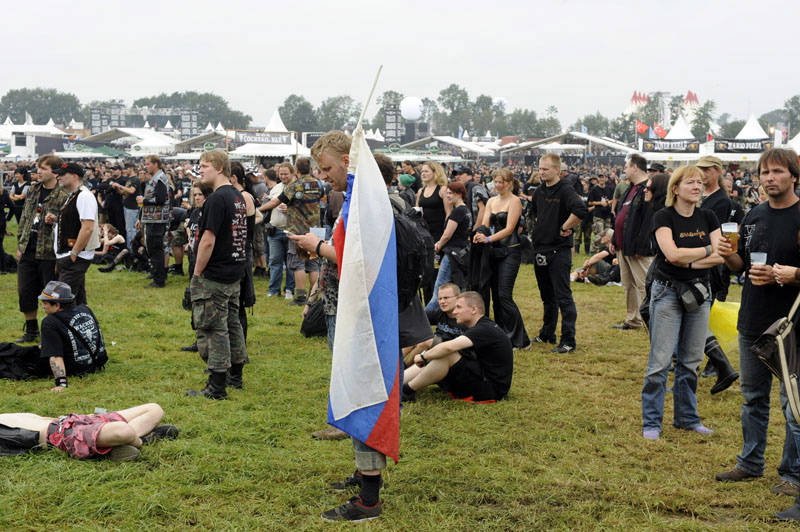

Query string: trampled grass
[1,224,796,531]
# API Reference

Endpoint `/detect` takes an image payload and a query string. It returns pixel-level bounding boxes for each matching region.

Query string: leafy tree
[759,108,786,134]
[132,91,251,129]
[668,95,684,125]
[532,116,562,138]
[0,88,82,125]
[316,95,361,131]
[784,95,800,136]
[435,84,471,136]
[719,119,746,138]
[472,94,494,136]
[717,112,731,126]
[279,94,319,133]
[608,114,635,144]
[506,109,538,138]
[690,100,716,140]
[420,97,438,132]
[634,95,664,128]
[573,111,610,136]
[80,100,117,127]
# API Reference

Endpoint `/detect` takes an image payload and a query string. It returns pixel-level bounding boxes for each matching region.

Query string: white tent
[46,118,55,127]
[215,122,225,132]
[665,114,695,139]
[3,116,12,126]
[264,110,288,132]
[163,120,174,130]
[401,135,495,156]
[204,122,214,132]
[374,129,385,142]
[230,142,310,158]
[736,114,769,139]
[788,131,800,152]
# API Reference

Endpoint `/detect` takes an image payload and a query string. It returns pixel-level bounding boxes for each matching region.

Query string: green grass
[0,221,796,531]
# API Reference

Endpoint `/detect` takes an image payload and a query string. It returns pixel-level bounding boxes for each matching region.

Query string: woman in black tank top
[416,162,451,242]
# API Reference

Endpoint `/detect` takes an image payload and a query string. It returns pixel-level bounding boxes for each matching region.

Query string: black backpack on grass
[393,207,434,312]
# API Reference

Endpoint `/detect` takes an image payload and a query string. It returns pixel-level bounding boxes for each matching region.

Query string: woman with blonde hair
[416,162,451,301]
[641,165,723,440]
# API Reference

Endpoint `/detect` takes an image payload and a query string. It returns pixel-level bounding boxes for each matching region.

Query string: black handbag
[300,298,327,338]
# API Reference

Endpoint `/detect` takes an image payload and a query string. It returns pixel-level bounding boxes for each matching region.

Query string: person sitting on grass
[94,223,126,269]
[401,291,513,402]
[404,283,466,367]
[0,403,178,461]
[38,280,108,392]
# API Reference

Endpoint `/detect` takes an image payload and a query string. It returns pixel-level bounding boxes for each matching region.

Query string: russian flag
[329,127,400,463]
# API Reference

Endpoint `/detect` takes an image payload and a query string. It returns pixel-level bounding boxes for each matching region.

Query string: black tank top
[419,185,445,241]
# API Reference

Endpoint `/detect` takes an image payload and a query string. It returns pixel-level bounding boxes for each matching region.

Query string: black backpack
[394,207,435,312]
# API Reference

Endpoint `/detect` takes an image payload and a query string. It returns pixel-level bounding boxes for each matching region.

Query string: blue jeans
[267,230,295,295]
[641,280,709,432]
[425,254,453,311]
[735,333,800,483]
[123,207,138,250]
[533,247,576,346]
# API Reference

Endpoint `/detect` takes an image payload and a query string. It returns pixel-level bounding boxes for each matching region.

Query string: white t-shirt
[268,182,287,229]
[54,188,98,260]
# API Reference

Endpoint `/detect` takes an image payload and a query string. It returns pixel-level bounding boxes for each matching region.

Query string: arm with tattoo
[49,357,67,392]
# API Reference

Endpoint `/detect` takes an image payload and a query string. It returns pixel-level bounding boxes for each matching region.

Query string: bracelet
[55,377,67,388]
[70,250,78,257]
[420,351,427,362]
[315,240,324,256]
[688,262,693,270]
[794,268,800,282]
[560,226,566,232]
[704,245,712,257]
[486,236,491,243]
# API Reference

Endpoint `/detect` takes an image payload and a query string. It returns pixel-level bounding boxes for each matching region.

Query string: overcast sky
[3,0,798,129]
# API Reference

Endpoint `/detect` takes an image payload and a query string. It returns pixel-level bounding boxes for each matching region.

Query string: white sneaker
[284,290,293,300]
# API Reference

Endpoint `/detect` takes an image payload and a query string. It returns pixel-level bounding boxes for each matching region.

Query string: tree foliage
[132,91,252,129]
[316,95,361,132]
[370,90,404,133]
[784,95,800,135]
[719,119,746,138]
[0,88,82,125]
[433,84,471,137]
[690,100,716,140]
[279,94,319,134]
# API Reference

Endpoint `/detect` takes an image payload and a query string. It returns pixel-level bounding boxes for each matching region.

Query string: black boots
[775,497,800,521]
[185,371,228,400]
[227,362,244,389]
[15,320,39,343]
[704,335,739,395]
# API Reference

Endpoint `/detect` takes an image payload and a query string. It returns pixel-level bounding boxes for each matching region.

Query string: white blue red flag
[329,127,400,463]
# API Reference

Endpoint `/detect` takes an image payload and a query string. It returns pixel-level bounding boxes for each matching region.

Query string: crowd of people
[2,143,800,521]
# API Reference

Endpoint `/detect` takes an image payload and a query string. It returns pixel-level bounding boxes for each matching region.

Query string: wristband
[560,226,566,233]
[315,240,324,256]
[704,245,712,257]
[70,250,78,257]
[55,377,68,388]
[486,236,491,243]
[688,262,693,270]
[420,351,427,362]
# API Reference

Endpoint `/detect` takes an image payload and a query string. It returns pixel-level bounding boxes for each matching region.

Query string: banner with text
[235,131,292,144]
[642,139,700,153]
[714,138,773,153]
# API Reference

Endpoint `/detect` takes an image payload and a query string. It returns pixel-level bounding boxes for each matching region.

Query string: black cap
[455,165,473,175]
[53,162,85,178]
[647,163,665,173]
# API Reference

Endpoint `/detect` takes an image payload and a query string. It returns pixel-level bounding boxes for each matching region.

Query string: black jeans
[56,256,91,306]
[480,246,529,348]
[533,247,577,346]
[144,223,167,286]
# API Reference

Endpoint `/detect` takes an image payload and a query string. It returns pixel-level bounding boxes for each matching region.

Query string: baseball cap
[695,155,723,169]
[647,163,666,173]
[398,174,416,188]
[455,166,473,175]
[52,162,85,178]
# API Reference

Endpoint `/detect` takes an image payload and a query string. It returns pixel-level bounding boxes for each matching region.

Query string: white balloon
[400,97,424,121]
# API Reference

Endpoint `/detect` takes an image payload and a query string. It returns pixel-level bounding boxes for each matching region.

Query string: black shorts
[399,295,433,348]
[438,356,499,402]
[17,248,57,313]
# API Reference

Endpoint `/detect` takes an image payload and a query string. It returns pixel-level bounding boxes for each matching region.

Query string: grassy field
[0,221,796,531]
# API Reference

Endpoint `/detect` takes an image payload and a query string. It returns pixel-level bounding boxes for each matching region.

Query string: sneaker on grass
[141,424,179,445]
[329,470,386,491]
[107,445,140,462]
[321,496,382,521]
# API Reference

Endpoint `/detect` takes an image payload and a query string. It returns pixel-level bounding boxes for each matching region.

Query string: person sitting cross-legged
[0,403,178,461]
[401,291,513,402]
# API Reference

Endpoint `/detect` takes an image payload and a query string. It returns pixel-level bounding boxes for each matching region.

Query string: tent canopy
[230,142,310,157]
[736,115,769,139]
[665,115,695,140]
[401,135,495,155]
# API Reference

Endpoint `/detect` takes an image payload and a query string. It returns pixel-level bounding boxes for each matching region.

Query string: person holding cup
[713,148,800,520]
[641,165,723,440]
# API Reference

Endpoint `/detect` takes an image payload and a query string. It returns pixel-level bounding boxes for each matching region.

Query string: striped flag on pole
[329,126,400,463]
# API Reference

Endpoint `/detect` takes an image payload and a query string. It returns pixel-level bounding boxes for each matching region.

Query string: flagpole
[355,65,383,132]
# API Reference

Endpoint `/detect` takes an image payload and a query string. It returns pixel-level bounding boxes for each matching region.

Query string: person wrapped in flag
[291,129,400,521]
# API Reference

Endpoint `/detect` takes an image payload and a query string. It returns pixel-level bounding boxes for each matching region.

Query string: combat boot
[185,371,228,400]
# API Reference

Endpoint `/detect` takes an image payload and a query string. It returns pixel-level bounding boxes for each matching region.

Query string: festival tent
[665,115,695,140]
[2,116,12,126]
[264,109,288,132]
[0,121,67,143]
[788,131,800,152]
[230,142,310,158]
[401,136,495,156]
[84,127,178,155]
[500,132,638,156]
[174,130,235,153]
[736,115,769,139]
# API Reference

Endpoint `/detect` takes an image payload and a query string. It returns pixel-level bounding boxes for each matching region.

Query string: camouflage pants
[590,217,612,254]
[191,275,247,371]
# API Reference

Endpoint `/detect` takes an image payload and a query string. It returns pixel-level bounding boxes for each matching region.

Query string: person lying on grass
[402,291,513,403]
[0,403,177,461]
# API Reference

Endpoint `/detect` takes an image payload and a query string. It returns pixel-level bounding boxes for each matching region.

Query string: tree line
[3,86,800,144]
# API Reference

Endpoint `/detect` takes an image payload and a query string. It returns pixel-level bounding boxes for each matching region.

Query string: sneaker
[772,480,800,497]
[716,465,760,482]
[14,331,39,343]
[284,290,293,300]
[551,344,575,354]
[330,470,386,491]
[141,424,179,445]
[642,429,660,440]
[288,296,307,306]
[321,496,382,522]
[401,388,417,402]
[107,445,140,462]
[775,501,800,521]
[267,292,279,297]
[514,342,532,351]
[689,424,713,435]
[311,426,349,440]
[532,336,556,344]
[97,264,115,273]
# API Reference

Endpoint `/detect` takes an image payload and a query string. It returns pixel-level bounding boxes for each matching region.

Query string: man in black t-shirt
[402,291,513,402]
[714,148,800,519]
[588,174,614,253]
[454,166,488,232]
[38,281,107,392]
[185,150,247,400]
